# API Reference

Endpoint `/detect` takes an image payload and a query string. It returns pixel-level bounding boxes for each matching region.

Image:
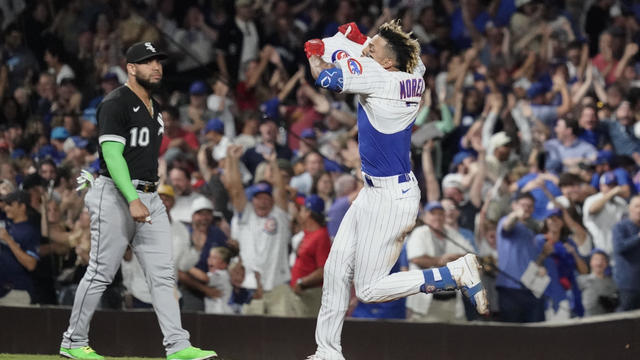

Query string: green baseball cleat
[59,346,105,359]
[167,346,218,360]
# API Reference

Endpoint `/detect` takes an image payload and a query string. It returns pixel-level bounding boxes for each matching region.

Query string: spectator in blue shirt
[0,191,40,306]
[611,195,640,311]
[534,208,588,319]
[496,192,545,322]
[602,101,640,161]
[591,150,634,199]
[577,104,610,149]
[545,118,598,173]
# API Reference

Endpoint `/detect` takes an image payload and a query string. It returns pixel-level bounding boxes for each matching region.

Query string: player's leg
[352,184,488,314]
[314,198,358,360]
[352,187,423,303]
[131,192,192,356]
[61,178,134,350]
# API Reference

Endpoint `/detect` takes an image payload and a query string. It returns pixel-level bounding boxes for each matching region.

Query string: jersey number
[129,127,150,147]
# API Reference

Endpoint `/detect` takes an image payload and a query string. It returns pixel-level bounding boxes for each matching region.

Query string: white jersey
[320,32,426,176]
[204,269,233,314]
[232,202,291,291]
[312,29,431,360]
[583,193,627,256]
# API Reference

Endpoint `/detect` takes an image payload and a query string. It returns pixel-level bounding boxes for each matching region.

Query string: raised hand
[304,39,325,58]
[227,144,244,159]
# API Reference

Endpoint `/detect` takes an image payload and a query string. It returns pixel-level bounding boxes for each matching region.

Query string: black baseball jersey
[97,85,164,182]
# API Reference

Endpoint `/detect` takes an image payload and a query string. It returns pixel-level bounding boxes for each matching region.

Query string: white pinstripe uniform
[313,37,428,360]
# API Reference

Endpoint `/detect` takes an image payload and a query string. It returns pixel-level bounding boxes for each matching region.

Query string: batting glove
[75,169,95,191]
[304,39,325,58]
[338,22,367,45]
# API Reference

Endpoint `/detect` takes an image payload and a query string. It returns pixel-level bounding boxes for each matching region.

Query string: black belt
[432,291,457,301]
[136,183,157,193]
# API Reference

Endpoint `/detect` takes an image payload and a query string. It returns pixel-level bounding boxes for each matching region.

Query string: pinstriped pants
[315,172,425,360]
[61,176,190,355]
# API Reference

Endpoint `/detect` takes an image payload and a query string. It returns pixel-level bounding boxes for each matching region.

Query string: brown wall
[1,306,639,360]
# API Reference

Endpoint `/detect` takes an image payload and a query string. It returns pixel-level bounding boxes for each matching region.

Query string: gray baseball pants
[61,176,190,355]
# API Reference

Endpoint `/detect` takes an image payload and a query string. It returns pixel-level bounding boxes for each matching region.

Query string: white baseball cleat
[446,254,489,315]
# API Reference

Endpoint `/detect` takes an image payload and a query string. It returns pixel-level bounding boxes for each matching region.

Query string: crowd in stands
[2,0,640,323]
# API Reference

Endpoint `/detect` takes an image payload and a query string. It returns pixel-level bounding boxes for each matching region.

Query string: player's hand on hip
[129,198,152,223]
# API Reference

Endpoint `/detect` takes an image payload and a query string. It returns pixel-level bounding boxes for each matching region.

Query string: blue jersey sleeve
[315,68,344,92]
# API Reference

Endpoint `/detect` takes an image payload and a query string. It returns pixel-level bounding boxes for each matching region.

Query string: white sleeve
[320,32,368,64]
[335,56,387,95]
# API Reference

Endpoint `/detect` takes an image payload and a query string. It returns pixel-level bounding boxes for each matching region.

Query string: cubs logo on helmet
[347,58,362,75]
[331,50,349,62]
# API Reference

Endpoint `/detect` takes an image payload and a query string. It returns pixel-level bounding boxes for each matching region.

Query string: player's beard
[136,74,161,91]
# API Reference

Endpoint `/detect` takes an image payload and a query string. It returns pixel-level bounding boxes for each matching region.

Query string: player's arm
[0,229,37,271]
[308,55,336,80]
[97,100,150,222]
[188,267,209,283]
[223,144,248,213]
[101,141,138,203]
[265,152,288,211]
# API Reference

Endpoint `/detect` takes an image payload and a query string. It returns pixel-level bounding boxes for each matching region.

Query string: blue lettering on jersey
[357,104,413,177]
[399,78,425,99]
[331,50,350,62]
[316,68,344,92]
[347,58,363,75]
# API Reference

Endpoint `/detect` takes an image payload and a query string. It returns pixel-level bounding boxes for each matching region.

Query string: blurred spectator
[583,171,628,256]
[168,166,206,225]
[290,151,325,195]
[160,106,199,161]
[544,118,598,173]
[207,78,236,139]
[327,174,359,239]
[224,144,292,316]
[578,249,618,316]
[611,195,640,311]
[178,196,228,312]
[180,80,216,133]
[44,43,75,85]
[289,194,330,317]
[1,24,39,92]
[217,0,262,83]
[242,118,292,176]
[496,192,545,322]
[188,246,234,315]
[172,6,218,74]
[534,208,588,320]
[602,101,640,162]
[311,171,334,212]
[0,190,39,306]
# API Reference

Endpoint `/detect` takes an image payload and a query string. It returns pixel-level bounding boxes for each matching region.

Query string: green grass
[0,355,162,360]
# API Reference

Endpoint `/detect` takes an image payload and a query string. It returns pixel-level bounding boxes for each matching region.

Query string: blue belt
[364,173,411,187]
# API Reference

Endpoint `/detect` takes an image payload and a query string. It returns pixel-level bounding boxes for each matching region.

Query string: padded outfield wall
[1,306,639,359]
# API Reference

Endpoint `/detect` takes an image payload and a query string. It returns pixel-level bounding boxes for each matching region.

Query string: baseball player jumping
[305,21,489,360]
[59,42,217,360]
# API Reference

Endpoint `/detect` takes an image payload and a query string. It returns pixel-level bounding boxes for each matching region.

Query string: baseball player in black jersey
[60,42,218,360]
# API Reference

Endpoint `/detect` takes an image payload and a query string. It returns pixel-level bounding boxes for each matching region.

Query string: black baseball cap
[125,42,168,64]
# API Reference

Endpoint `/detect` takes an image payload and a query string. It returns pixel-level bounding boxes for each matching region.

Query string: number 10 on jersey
[130,127,150,147]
